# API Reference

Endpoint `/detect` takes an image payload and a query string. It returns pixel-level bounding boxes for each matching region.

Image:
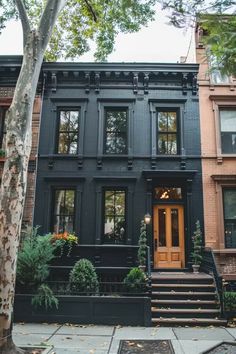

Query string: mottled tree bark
[0,1,66,352]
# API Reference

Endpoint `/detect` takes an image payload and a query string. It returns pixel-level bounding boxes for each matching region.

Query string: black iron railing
[43,280,148,296]
[146,246,152,295]
[201,247,224,316]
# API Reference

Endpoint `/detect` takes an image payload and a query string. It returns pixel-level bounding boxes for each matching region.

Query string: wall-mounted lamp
[144,213,151,225]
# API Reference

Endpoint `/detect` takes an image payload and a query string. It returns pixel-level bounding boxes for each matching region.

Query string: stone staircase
[151,272,227,326]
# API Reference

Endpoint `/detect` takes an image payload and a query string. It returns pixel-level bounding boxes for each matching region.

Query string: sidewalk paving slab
[13,333,51,347]
[13,323,61,334]
[47,334,111,351]
[178,340,223,354]
[224,328,236,339]
[113,326,176,339]
[56,324,114,336]
[173,328,234,341]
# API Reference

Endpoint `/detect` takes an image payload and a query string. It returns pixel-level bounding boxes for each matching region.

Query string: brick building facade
[196,26,236,280]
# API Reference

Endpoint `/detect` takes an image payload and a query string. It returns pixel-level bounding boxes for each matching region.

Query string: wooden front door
[153,205,185,268]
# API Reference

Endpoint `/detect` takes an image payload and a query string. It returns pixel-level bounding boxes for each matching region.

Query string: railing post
[146,246,152,295]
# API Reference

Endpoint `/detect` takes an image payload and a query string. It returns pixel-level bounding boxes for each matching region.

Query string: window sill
[214,249,236,254]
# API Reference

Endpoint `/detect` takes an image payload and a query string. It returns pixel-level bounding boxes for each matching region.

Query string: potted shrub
[137,220,147,271]
[123,267,147,294]
[69,258,99,295]
[191,220,203,273]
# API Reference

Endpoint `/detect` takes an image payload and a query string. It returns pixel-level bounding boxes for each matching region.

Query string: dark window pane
[158,112,168,131]
[57,110,79,154]
[157,110,178,155]
[103,190,126,244]
[220,110,236,154]
[167,112,177,132]
[171,209,179,247]
[53,189,75,233]
[158,133,177,154]
[104,109,127,154]
[158,209,166,247]
[154,187,182,200]
[223,189,236,248]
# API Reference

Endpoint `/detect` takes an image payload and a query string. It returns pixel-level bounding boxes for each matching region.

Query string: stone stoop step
[151,271,227,327]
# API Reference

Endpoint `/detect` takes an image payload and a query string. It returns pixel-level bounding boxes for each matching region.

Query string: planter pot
[192,264,200,274]
[14,294,151,326]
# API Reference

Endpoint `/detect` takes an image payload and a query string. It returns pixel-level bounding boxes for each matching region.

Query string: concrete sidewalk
[13,323,236,354]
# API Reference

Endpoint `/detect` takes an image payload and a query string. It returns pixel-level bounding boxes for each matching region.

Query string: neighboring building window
[57,109,80,154]
[103,189,126,244]
[104,108,127,154]
[220,109,236,154]
[208,52,230,84]
[157,110,178,154]
[0,108,6,151]
[224,189,236,248]
[53,189,75,233]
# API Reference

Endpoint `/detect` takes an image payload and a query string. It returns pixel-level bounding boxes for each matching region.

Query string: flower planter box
[14,294,151,326]
[224,310,236,320]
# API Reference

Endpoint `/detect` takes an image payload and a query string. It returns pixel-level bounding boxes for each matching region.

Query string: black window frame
[156,109,179,155]
[103,107,128,155]
[219,108,236,154]
[102,187,127,244]
[223,188,236,249]
[56,108,80,155]
[51,188,76,234]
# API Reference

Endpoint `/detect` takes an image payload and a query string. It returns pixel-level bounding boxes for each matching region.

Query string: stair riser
[152,286,215,292]
[152,312,221,319]
[151,320,226,327]
[152,294,217,301]
[151,303,219,309]
[151,279,214,285]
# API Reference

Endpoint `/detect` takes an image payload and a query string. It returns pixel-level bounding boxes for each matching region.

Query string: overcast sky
[0,6,195,63]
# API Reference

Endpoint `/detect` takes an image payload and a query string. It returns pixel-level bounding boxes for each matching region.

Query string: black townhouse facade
[34,62,203,271]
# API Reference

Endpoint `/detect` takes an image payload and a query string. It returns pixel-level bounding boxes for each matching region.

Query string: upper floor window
[220,109,236,154]
[223,189,236,248]
[52,189,75,233]
[157,110,178,155]
[0,108,6,152]
[208,52,230,84]
[104,108,127,154]
[57,109,80,154]
[103,189,126,244]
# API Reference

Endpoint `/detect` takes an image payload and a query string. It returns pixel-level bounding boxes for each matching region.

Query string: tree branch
[15,0,31,45]
[38,0,66,52]
[84,0,97,22]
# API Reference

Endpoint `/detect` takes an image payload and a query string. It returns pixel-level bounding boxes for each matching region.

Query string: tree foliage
[161,0,236,75]
[0,0,157,61]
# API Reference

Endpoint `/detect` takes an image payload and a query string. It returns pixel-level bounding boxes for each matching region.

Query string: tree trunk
[0,31,43,352]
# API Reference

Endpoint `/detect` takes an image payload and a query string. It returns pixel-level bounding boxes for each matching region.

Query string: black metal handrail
[201,247,224,316]
[146,246,152,295]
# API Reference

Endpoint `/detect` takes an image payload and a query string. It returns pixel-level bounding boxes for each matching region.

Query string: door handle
[154,239,158,251]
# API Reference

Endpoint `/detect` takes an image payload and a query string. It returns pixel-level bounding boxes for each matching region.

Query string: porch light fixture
[144,213,151,224]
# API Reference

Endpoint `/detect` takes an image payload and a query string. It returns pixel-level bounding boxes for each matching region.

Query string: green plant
[51,231,78,257]
[69,258,99,295]
[16,227,59,291]
[224,291,236,312]
[123,267,147,293]
[137,220,147,267]
[0,148,5,158]
[31,284,59,310]
[191,220,203,266]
